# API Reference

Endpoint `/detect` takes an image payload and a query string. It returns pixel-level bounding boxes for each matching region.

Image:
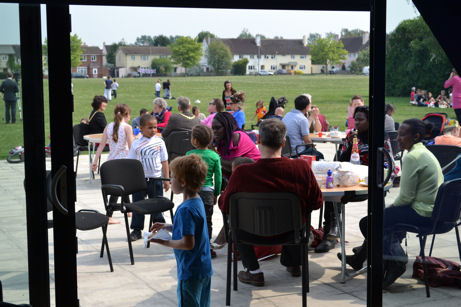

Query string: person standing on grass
[103,76,113,101]
[186,124,222,259]
[0,72,19,124]
[445,69,461,123]
[111,79,119,99]
[163,79,172,99]
[155,79,162,98]
[150,154,213,307]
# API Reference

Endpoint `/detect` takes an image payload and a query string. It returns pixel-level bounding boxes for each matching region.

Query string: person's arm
[161,160,170,191]
[157,110,171,128]
[213,155,222,198]
[124,124,134,148]
[161,114,174,138]
[151,234,194,250]
[92,126,109,171]
[393,155,419,206]
[301,117,312,144]
[444,73,454,88]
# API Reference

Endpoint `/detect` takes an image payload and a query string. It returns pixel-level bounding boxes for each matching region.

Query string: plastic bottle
[350,135,361,165]
[326,169,334,189]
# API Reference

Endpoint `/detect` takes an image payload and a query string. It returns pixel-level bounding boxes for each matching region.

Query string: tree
[151,58,173,75]
[309,36,348,72]
[106,40,126,65]
[153,35,170,46]
[168,35,180,45]
[237,28,253,39]
[385,16,451,96]
[196,31,216,43]
[7,55,20,72]
[70,34,84,68]
[169,36,202,73]
[255,34,266,39]
[340,28,366,38]
[307,33,321,46]
[206,40,232,75]
[350,46,370,74]
[135,35,155,46]
[231,58,249,75]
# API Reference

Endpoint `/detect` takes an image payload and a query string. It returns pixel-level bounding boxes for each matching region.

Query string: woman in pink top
[212,112,260,174]
[202,98,225,127]
[445,69,461,122]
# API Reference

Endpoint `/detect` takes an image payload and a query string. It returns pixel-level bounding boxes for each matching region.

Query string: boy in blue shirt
[150,154,213,307]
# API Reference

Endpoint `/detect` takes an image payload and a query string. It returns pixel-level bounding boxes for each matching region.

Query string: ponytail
[112,104,131,143]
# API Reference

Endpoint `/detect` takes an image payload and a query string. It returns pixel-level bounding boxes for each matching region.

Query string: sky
[0,0,419,46]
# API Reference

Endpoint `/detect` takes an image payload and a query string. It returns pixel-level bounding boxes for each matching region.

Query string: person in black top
[0,72,19,124]
[87,95,108,134]
[162,79,172,99]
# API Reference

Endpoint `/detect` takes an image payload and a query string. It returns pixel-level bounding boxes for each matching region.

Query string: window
[271,65,277,70]
[300,55,307,59]
[91,55,97,62]
[80,55,87,61]
[299,65,306,70]
[248,65,255,70]
[130,55,136,60]
[250,55,254,59]
[77,67,87,75]
[239,55,243,59]
[160,55,168,58]
[92,68,98,76]
[291,55,295,59]
[271,54,276,59]
[264,55,269,59]
[141,55,149,61]
[260,65,265,70]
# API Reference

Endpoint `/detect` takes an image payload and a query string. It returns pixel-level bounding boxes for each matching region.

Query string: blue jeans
[383,205,432,262]
[130,179,165,231]
[177,277,211,307]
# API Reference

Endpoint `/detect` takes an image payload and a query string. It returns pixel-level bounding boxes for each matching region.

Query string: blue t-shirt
[172,197,213,280]
[282,109,310,152]
[232,109,245,129]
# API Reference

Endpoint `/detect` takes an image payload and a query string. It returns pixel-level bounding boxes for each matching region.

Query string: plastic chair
[385,178,461,297]
[164,130,194,162]
[72,124,88,173]
[225,192,309,307]
[426,145,461,174]
[281,135,292,157]
[422,113,447,139]
[100,159,174,265]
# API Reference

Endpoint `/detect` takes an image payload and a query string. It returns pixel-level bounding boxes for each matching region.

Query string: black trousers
[198,190,214,240]
[455,108,461,124]
[238,243,301,271]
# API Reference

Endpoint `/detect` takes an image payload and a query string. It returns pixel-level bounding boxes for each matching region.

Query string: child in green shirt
[186,124,222,258]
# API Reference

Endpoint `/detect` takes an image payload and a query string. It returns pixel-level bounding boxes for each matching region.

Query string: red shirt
[218,157,323,222]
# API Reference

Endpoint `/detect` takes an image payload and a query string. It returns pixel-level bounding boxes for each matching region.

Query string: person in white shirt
[111,79,119,99]
[155,79,162,98]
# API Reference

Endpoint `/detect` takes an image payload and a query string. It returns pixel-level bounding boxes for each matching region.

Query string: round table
[83,133,102,180]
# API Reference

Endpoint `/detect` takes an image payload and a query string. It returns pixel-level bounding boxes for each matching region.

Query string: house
[0,44,21,73]
[115,46,185,77]
[72,45,109,78]
[201,36,311,74]
[340,32,370,70]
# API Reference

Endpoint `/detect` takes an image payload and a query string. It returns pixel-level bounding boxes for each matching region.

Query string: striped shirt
[128,136,168,178]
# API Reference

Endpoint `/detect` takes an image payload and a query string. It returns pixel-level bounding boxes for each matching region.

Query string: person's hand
[311,108,320,118]
[91,161,98,172]
[163,180,170,192]
[150,222,166,233]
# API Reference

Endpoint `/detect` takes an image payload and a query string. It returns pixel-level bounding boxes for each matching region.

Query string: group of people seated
[410,87,451,108]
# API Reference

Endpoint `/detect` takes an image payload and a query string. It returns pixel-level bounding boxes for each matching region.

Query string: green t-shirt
[186,149,222,197]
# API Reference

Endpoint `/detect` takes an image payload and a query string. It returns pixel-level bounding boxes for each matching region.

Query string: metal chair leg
[429,234,436,257]
[318,205,323,229]
[233,243,238,291]
[455,225,461,263]
[124,212,135,265]
[419,236,430,297]
[102,225,114,272]
[75,151,80,173]
[301,241,307,307]
[147,215,153,248]
[226,236,232,306]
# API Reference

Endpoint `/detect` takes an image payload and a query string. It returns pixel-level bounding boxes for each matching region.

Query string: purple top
[219,131,261,161]
[445,75,461,109]
[201,112,216,128]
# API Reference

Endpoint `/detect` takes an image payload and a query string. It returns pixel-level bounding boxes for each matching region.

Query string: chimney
[255,35,261,47]
[207,35,211,45]
[302,35,307,47]
[362,32,370,45]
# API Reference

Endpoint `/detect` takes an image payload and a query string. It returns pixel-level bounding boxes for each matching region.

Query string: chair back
[426,145,461,174]
[282,135,292,157]
[165,130,194,161]
[229,192,303,244]
[431,178,461,234]
[100,159,147,195]
[422,113,447,139]
[385,131,400,157]
[73,123,88,147]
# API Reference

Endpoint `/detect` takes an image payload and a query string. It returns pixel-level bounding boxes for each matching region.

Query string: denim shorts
[177,276,211,307]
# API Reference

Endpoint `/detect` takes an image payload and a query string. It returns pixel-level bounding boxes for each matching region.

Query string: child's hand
[150,222,166,232]
[91,161,98,172]
[213,195,217,205]
[163,181,170,192]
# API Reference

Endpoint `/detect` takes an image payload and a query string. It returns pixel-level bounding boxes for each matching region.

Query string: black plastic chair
[426,145,461,174]
[45,169,113,272]
[99,159,174,265]
[73,124,88,173]
[384,178,461,297]
[225,192,309,307]
[385,131,402,162]
[281,135,292,157]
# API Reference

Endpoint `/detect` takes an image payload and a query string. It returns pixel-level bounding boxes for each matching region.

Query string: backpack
[412,256,461,288]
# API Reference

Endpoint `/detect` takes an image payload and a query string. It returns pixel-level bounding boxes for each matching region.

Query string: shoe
[210,242,226,250]
[286,266,301,277]
[210,249,217,259]
[352,245,362,254]
[238,270,264,287]
[130,230,142,241]
[382,261,406,289]
[337,253,365,271]
[315,238,336,253]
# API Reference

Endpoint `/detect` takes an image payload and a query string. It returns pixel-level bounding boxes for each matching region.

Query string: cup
[318,131,323,137]
[300,155,316,167]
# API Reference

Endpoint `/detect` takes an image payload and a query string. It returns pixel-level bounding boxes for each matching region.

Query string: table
[83,133,102,180]
[309,132,346,154]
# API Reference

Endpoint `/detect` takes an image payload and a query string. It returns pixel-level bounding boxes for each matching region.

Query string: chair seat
[236,230,301,246]
[76,212,108,231]
[125,197,174,215]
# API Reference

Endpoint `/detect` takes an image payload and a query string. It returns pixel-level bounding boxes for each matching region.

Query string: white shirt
[128,135,168,178]
[155,82,161,91]
[111,82,119,90]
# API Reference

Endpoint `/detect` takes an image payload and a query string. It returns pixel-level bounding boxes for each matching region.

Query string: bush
[231,58,249,75]
[349,61,362,74]
[151,58,173,75]
[0,72,8,79]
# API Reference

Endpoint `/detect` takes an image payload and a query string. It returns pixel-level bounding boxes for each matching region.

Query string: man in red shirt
[219,118,323,286]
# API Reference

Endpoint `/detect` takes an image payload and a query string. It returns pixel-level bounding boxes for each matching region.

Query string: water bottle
[350,135,361,165]
[326,169,334,189]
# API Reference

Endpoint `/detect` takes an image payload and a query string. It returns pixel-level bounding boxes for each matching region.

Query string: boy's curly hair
[170,154,208,196]
[192,124,213,148]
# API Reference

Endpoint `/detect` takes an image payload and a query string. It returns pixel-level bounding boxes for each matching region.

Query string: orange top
[434,135,461,147]
[256,106,267,121]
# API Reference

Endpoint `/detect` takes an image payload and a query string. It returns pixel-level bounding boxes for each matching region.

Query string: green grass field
[0,75,456,159]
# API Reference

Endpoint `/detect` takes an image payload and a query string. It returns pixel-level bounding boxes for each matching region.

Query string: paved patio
[1,143,461,306]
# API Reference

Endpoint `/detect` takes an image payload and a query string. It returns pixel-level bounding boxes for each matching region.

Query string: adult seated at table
[218,119,323,286]
[308,104,330,132]
[212,112,260,174]
[434,126,461,146]
[202,98,225,128]
[152,98,171,132]
[83,95,108,134]
[265,107,284,120]
[339,119,443,289]
[282,94,324,159]
[161,96,200,139]
[347,95,364,130]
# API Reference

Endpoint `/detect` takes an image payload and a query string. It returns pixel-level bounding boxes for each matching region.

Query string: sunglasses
[209,102,215,105]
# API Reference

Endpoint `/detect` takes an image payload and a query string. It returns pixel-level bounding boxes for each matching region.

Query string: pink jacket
[445,75,461,109]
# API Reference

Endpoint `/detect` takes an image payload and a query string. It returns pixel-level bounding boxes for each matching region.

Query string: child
[92,104,134,224]
[131,108,149,129]
[128,114,170,241]
[111,79,119,99]
[251,100,267,124]
[410,86,416,104]
[186,124,222,258]
[192,106,206,121]
[150,155,213,307]
[437,90,449,108]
